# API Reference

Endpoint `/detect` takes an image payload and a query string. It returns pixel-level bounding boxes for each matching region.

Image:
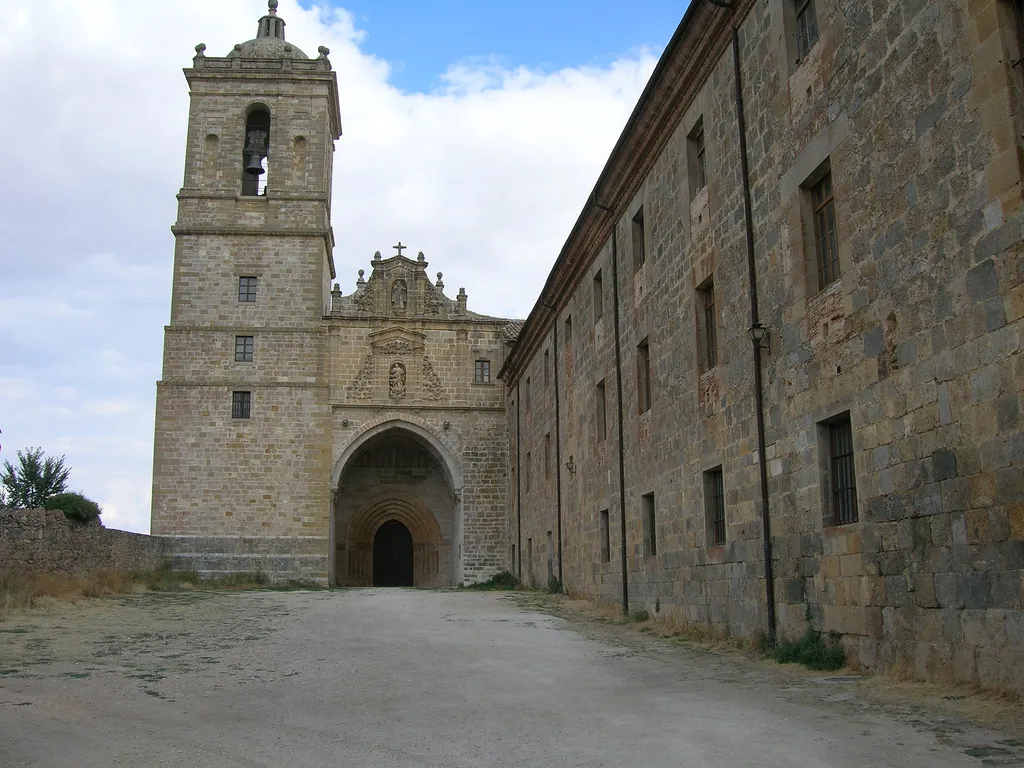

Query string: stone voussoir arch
[331,412,463,494]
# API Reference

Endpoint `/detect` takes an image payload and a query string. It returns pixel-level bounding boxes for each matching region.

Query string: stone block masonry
[501,0,1024,695]
[1,509,165,575]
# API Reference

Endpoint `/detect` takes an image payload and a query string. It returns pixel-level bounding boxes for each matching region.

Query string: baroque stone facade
[151,3,513,586]
[501,0,1024,694]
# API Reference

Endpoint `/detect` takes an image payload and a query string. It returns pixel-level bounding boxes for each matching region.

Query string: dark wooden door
[373,520,414,587]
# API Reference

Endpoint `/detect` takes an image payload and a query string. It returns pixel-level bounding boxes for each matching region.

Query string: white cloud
[0,0,658,532]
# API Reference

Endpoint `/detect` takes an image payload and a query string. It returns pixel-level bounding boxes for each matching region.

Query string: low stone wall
[0,508,165,574]
[0,511,327,585]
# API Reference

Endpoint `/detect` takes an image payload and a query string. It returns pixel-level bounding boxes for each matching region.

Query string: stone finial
[373,251,382,261]
[257,0,286,40]
[268,0,279,10]
[357,269,366,285]
[318,46,331,58]
[457,287,467,313]
[417,251,425,262]
[436,272,444,288]
[195,43,207,57]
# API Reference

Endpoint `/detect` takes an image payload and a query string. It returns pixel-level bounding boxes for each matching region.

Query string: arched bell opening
[332,427,454,587]
[242,105,271,196]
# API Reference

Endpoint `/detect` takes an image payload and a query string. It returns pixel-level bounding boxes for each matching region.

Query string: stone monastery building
[154,1,1024,694]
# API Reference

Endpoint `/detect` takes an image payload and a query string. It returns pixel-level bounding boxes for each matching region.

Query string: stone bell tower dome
[151,1,342,582]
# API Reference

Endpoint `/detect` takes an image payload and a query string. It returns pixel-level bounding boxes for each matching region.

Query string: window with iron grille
[689,118,707,196]
[704,467,726,546]
[699,279,717,369]
[238,276,258,302]
[235,335,253,362]
[599,509,610,563]
[637,338,652,414]
[828,415,858,524]
[231,391,251,419]
[812,171,840,289]
[642,493,657,557]
[795,0,820,59]
[596,380,607,442]
[474,359,490,384]
[632,207,646,272]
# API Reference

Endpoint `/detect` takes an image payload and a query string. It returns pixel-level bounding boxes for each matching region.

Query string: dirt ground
[1,589,1022,767]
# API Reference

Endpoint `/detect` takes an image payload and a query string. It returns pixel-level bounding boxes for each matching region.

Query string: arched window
[242,106,271,196]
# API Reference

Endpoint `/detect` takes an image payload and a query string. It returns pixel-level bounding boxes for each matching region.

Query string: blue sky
[0,0,681,531]
[301,1,684,92]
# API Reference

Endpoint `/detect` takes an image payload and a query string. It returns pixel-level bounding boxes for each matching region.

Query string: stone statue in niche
[391,279,408,310]
[389,362,407,399]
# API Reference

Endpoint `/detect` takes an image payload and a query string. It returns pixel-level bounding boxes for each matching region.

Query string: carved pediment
[368,327,426,355]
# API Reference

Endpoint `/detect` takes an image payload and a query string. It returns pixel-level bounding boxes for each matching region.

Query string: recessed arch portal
[332,420,458,587]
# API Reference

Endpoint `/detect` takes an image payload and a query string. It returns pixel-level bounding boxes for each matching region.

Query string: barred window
[642,493,657,557]
[474,359,491,384]
[689,118,707,195]
[812,171,840,289]
[637,338,652,414]
[599,509,610,563]
[231,391,251,419]
[699,279,717,370]
[705,468,726,546]
[795,0,820,59]
[238,276,258,302]
[828,416,858,524]
[235,335,254,362]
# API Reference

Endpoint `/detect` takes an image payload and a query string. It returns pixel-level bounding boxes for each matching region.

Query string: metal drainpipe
[552,320,564,586]
[515,380,523,581]
[732,23,777,642]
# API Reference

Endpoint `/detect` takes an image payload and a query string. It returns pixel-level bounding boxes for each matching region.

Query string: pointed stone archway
[331,420,458,587]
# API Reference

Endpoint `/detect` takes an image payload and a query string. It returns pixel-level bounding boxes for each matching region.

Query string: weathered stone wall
[0,509,165,574]
[507,0,1024,694]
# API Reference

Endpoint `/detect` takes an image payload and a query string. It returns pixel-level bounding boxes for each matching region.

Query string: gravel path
[1,589,1022,767]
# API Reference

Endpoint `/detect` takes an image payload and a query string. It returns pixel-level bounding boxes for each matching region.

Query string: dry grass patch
[0,566,311,617]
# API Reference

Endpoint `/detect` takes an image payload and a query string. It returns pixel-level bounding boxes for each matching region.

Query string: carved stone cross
[393,241,406,257]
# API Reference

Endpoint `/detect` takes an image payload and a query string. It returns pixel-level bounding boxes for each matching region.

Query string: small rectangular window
[544,349,550,389]
[564,315,573,345]
[231,390,251,419]
[527,537,533,580]
[526,451,532,491]
[525,378,531,413]
[637,338,652,414]
[593,269,604,323]
[632,207,646,271]
[599,510,610,563]
[544,433,551,480]
[596,380,607,442]
[689,118,707,196]
[642,493,656,557]
[474,359,491,384]
[795,0,820,59]
[704,467,726,547]
[235,335,254,362]
[546,530,554,582]
[698,279,717,370]
[827,415,859,524]
[812,170,839,289]
[238,276,258,302]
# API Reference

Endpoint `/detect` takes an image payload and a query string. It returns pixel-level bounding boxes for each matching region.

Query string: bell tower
[152,1,342,582]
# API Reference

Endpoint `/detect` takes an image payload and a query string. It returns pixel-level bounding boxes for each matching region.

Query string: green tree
[1,447,71,509]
